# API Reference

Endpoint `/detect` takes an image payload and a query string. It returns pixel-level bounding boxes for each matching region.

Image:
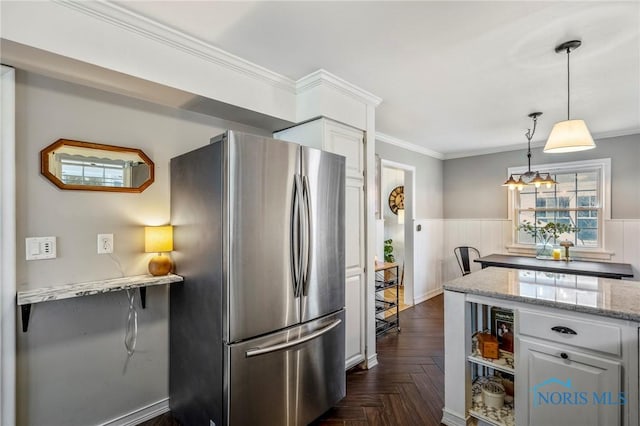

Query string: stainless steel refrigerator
[169,130,346,426]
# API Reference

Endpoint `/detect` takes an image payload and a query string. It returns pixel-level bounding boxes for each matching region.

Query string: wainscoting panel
[413,219,444,303]
[605,221,625,263]
[621,220,640,279]
[443,219,511,283]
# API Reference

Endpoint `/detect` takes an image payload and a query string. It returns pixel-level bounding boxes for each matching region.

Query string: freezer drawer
[226,310,345,426]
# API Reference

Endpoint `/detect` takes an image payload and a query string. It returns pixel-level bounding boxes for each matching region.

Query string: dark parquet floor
[140,294,445,426]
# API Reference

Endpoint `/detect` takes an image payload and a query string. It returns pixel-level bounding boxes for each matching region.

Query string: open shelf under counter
[469,376,515,426]
[17,273,184,332]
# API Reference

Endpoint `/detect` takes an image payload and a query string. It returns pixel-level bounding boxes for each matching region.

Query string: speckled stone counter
[444,267,640,322]
[17,273,183,305]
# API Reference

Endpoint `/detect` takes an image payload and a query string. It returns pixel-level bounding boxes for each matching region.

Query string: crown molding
[296,69,382,107]
[443,127,640,160]
[376,132,444,160]
[54,0,296,93]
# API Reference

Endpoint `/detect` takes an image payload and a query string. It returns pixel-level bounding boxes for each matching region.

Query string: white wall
[14,71,269,426]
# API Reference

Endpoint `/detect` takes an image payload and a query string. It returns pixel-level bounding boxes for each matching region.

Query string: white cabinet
[275,118,367,369]
[518,337,621,426]
[443,291,639,426]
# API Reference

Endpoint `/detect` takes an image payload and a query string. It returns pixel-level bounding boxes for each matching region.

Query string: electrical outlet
[97,234,114,254]
[25,237,57,260]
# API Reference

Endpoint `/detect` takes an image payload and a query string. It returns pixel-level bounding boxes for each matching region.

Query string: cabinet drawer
[518,310,621,356]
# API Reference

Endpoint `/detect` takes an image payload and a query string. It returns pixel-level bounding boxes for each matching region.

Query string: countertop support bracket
[21,304,31,332]
[139,287,146,309]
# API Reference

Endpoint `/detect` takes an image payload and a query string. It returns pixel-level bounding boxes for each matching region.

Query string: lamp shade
[544,119,596,153]
[145,226,173,253]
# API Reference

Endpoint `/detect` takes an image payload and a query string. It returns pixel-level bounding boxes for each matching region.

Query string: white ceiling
[113,1,639,157]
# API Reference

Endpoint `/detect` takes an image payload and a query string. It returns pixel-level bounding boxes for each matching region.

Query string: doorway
[377,159,416,311]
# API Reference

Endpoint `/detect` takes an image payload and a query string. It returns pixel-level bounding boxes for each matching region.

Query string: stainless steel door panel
[227,132,300,342]
[227,311,345,426]
[300,147,346,322]
[295,310,346,425]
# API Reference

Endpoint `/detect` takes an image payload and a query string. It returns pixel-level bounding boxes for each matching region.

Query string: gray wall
[443,134,640,219]
[376,141,444,219]
[15,71,269,426]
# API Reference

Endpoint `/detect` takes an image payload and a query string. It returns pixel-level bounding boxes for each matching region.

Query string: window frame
[506,158,611,259]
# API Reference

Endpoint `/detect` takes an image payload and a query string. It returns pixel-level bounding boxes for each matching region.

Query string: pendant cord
[525,115,538,174]
[566,47,571,120]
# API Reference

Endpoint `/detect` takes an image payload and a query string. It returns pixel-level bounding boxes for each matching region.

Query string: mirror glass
[41,139,154,192]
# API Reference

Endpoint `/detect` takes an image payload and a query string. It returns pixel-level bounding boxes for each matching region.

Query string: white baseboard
[366,353,379,369]
[441,407,468,426]
[99,398,169,426]
[414,287,443,305]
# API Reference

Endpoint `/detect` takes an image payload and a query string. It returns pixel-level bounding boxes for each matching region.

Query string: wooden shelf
[17,273,183,332]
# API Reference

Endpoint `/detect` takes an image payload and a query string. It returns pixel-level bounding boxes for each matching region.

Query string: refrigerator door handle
[301,175,312,295]
[292,175,303,297]
[245,319,342,358]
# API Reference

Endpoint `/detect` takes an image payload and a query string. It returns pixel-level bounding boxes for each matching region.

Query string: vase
[535,242,554,259]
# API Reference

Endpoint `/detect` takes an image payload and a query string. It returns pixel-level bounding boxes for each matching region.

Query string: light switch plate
[25,237,57,260]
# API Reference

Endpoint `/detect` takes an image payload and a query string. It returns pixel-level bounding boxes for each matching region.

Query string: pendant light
[503,112,557,191]
[544,40,596,153]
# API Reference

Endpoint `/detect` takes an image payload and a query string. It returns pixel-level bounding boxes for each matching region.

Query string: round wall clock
[388,185,404,214]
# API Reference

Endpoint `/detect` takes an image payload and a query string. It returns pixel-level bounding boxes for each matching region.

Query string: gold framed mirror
[40,139,154,193]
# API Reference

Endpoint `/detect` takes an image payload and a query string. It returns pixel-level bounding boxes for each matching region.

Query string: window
[59,156,129,187]
[509,159,610,251]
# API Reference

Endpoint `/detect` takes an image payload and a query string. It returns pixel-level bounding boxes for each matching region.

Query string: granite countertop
[444,267,640,322]
[17,274,184,305]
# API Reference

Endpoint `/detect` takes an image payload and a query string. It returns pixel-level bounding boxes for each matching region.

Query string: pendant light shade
[544,119,595,153]
[544,40,596,153]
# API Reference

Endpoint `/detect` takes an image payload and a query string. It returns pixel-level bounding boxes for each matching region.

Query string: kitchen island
[441,267,639,426]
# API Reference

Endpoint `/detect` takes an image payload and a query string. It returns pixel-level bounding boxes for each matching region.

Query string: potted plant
[517,220,579,259]
[384,239,395,263]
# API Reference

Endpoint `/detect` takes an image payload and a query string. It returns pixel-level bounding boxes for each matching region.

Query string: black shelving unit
[374,262,400,336]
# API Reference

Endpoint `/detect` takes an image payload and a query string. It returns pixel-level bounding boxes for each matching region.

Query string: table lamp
[145,225,173,276]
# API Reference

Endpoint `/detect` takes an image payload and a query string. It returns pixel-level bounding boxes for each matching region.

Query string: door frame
[380,159,416,307]
[1,64,17,426]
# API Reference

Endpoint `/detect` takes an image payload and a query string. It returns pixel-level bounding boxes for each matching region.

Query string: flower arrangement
[518,220,579,258]
[518,220,579,243]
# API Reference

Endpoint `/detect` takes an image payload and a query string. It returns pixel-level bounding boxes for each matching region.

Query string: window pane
[518,210,536,243]
[515,167,602,248]
[536,193,557,209]
[577,171,598,191]
[519,192,536,210]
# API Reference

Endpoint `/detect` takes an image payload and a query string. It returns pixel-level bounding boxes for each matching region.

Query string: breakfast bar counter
[474,253,634,280]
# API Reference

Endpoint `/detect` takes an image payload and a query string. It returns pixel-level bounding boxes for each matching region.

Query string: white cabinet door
[323,121,364,179]
[345,274,365,368]
[322,120,366,368]
[518,337,622,426]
